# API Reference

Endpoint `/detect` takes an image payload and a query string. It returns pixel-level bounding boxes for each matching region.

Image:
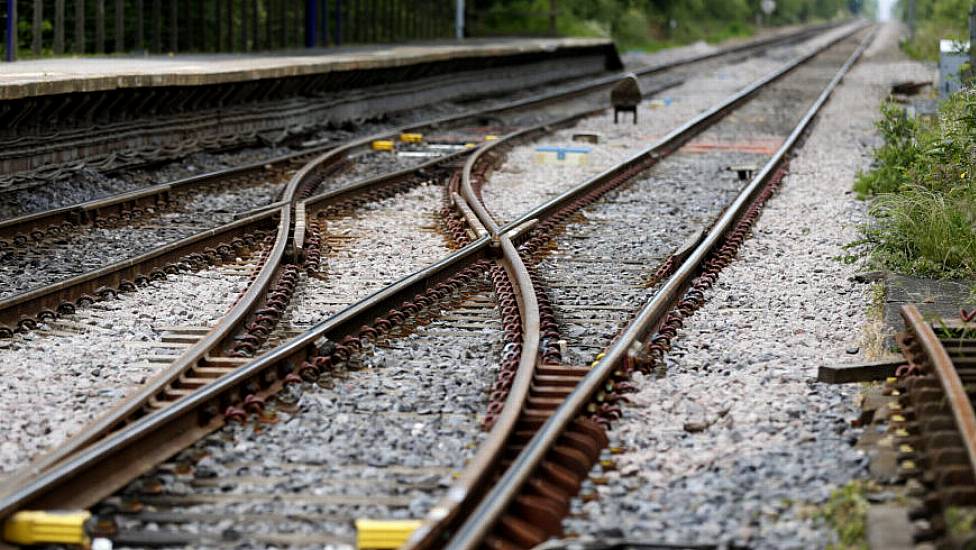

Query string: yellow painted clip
[356,519,422,549]
[371,140,395,151]
[399,133,423,143]
[484,135,499,141]
[464,143,477,149]
[3,510,91,546]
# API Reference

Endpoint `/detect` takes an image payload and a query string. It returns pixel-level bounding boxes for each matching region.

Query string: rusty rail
[0,19,852,528]
[0,146,327,245]
[0,19,837,337]
[440,24,875,550]
[902,305,976,477]
[889,305,976,543]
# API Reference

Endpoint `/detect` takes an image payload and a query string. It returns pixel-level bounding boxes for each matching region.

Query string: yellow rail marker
[399,133,424,143]
[3,511,91,546]
[484,135,498,141]
[356,519,422,549]
[371,140,395,151]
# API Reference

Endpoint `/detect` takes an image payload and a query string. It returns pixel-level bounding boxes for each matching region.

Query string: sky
[878,0,896,20]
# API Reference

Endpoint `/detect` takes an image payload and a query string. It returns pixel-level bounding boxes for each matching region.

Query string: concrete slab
[867,505,915,550]
[883,274,975,337]
[0,37,616,100]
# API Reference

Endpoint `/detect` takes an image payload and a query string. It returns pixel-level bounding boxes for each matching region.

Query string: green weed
[820,481,872,550]
[856,91,976,279]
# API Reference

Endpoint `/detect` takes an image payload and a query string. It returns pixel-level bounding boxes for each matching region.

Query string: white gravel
[0,261,257,479]
[113,286,503,547]
[620,24,811,70]
[275,182,451,335]
[483,23,861,225]
[563,22,934,549]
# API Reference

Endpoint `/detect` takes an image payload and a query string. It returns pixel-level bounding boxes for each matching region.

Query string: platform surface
[0,37,613,100]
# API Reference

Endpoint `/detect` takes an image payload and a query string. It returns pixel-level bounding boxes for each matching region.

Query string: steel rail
[284,20,829,253]
[0,50,614,182]
[0,231,500,518]
[0,209,278,336]
[404,105,561,548]
[2,18,833,237]
[408,25,864,546]
[902,304,976,478]
[443,25,876,550]
[0,17,836,334]
[0,20,851,524]
[0,144,331,243]
[0,135,477,505]
[0,203,291,493]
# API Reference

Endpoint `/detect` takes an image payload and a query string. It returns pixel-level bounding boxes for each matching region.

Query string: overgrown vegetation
[819,481,872,550]
[470,0,863,50]
[946,506,976,539]
[899,0,972,61]
[855,91,976,279]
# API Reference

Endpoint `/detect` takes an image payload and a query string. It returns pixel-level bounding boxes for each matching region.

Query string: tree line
[468,0,869,46]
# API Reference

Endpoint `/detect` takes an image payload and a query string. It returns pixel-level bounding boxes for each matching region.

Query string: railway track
[0,48,617,189]
[0,21,836,339]
[0,20,871,548]
[418,24,875,550]
[886,305,976,547]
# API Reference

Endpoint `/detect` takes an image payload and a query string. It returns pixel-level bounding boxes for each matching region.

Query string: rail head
[901,304,976,478]
[0,17,859,531]
[443,23,875,550]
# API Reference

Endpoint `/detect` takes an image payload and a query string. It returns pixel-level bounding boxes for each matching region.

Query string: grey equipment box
[939,39,970,98]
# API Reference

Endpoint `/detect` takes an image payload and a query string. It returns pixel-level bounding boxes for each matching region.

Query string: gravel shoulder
[483,23,860,225]
[0,261,257,478]
[561,22,934,549]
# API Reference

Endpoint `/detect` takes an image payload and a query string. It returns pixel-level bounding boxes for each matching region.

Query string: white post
[455,0,464,40]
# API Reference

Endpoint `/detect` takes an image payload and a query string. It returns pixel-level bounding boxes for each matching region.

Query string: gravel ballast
[0,261,257,479]
[272,182,452,338]
[0,178,284,299]
[111,285,503,547]
[483,23,860,225]
[562,23,934,549]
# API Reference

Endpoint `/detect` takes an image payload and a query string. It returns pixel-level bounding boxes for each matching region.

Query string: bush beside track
[855,89,976,280]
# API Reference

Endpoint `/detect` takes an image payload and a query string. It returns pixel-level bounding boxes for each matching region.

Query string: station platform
[0,37,618,100]
[0,36,621,176]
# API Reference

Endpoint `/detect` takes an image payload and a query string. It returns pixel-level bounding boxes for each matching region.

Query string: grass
[466,0,763,53]
[855,90,976,280]
[899,0,971,63]
[903,20,969,61]
[819,481,873,550]
[946,507,976,540]
[862,281,891,358]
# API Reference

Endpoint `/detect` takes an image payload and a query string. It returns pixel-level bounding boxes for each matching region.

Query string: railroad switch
[3,510,92,546]
[355,519,422,549]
